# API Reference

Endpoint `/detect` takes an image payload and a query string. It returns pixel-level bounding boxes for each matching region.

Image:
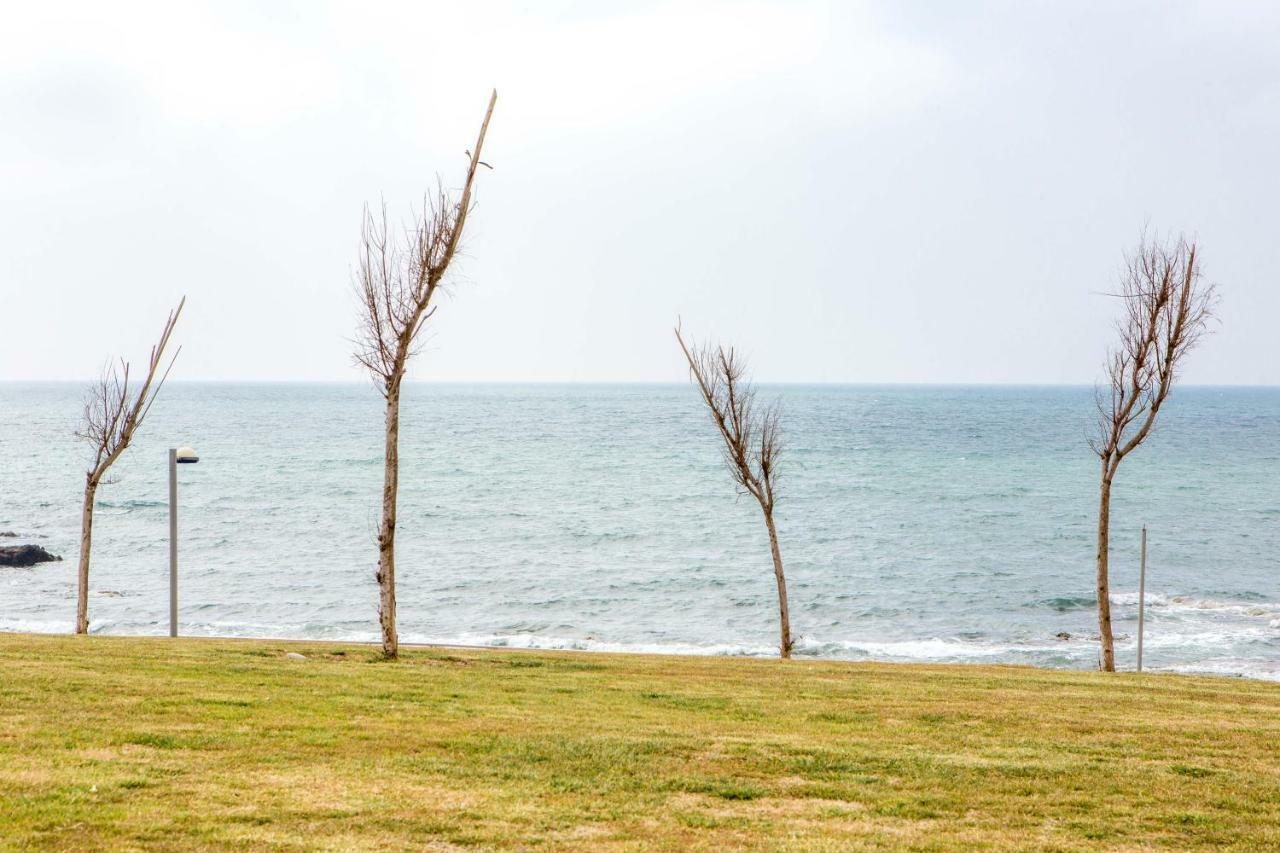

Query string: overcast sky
[2,1,1276,384]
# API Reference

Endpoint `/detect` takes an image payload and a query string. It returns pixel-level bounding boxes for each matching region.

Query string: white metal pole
[1137,524,1147,672]
[169,447,178,638]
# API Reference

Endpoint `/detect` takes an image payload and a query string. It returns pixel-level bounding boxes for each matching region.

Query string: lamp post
[169,446,199,637]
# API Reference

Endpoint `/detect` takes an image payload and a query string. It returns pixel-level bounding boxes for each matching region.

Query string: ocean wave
[430,632,780,658]
[400,632,1068,663]
[1165,658,1280,682]
[1111,592,1280,618]
[175,620,377,642]
[1028,592,1280,617]
[794,636,1015,659]
[96,499,166,510]
[1139,626,1279,650]
[1031,595,1094,612]
[0,618,76,634]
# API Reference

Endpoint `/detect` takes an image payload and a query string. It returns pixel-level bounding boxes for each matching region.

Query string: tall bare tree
[675,323,793,658]
[1091,234,1216,671]
[75,298,185,634]
[354,90,497,659]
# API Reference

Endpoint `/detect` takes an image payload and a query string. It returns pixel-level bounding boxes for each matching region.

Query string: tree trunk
[762,509,793,659]
[1095,464,1116,672]
[75,477,98,635]
[377,385,401,658]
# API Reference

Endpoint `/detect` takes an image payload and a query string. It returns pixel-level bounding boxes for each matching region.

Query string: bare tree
[1091,233,1216,671]
[75,298,185,634]
[675,322,793,658]
[354,90,497,659]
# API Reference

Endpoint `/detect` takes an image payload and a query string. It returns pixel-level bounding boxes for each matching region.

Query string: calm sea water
[2,383,1278,678]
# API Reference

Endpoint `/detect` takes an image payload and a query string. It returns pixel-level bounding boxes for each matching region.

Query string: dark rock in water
[1056,632,1072,641]
[0,545,62,567]
[0,531,18,537]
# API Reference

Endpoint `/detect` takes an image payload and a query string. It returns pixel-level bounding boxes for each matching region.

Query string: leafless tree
[1090,233,1216,671]
[353,90,497,659]
[75,298,185,634]
[675,322,793,658]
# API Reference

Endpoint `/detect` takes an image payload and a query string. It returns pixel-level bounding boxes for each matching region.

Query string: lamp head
[175,446,200,464]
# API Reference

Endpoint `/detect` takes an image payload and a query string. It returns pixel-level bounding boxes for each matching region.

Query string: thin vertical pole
[1137,525,1147,672]
[169,447,178,638]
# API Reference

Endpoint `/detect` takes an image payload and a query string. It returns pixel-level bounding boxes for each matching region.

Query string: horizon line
[3,379,1279,389]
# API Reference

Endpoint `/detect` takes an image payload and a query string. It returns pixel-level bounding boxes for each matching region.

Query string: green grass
[2,634,1279,849]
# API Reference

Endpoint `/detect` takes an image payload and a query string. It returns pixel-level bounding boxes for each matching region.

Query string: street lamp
[169,446,199,637]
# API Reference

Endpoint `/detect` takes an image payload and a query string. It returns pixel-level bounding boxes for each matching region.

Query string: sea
[2,382,1278,679]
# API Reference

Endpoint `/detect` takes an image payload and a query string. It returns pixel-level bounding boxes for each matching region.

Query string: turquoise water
[2,382,1278,678]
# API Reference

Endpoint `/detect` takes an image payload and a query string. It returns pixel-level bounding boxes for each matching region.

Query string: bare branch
[78,297,186,484]
[353,91,498,403]
[1092,232,1217,472]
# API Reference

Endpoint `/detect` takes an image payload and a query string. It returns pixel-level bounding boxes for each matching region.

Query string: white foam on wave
[0,617,71,634]
[1111,591,1280,618]
[1164,658,1280,682]
[398,631,1078,663]
[412,631,782,658]
[177,620,378,643]
[796,636,1020,660]
[1138,624,1277,648]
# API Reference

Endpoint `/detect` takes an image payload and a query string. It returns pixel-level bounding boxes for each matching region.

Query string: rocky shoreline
[0,534,62,567]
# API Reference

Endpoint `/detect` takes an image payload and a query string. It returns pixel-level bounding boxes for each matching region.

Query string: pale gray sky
[2,1,1276,383]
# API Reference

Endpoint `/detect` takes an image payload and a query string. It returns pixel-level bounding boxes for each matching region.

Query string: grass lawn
[2,634,1279,849]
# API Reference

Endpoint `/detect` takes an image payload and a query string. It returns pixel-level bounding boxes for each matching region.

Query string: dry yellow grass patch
[1,633,1279,849]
